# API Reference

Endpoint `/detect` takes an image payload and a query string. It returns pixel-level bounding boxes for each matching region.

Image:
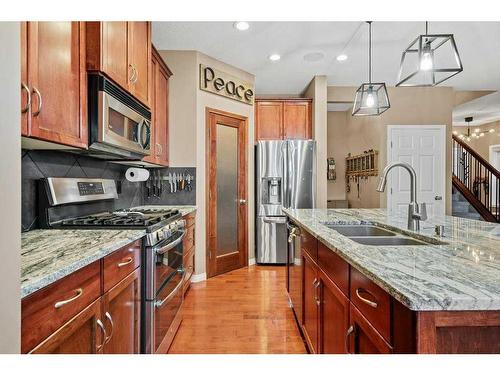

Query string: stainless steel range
[38,177,186,354]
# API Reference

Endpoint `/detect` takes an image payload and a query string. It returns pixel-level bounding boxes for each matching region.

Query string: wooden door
[318,270,349,353]
[27,22,87,148]
[348,303,392,354]
[283,101,311,139]
[101,22,129,90]
[128,22,151,107]
[302,253,319,353]
[255,101,283,141]
[31,299,103,354]
[21,22,29,136]
[206,109,248,278]
[102,268,141,354]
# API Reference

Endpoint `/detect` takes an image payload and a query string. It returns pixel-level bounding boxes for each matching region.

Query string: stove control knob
[157,231,164,241]
[163,228,172,238]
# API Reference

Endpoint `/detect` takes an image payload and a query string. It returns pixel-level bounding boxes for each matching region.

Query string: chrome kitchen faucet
[376,162,427,231]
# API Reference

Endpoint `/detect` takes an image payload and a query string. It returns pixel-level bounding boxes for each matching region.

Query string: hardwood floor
[168,265,307,354]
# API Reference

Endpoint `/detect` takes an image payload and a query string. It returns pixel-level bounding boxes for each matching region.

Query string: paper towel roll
[125,167,150,182]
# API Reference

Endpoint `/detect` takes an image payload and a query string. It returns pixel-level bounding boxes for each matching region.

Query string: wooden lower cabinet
[348,303,392,354]
[31,299,103,354]
[319,269,349,354]
[102,268,141,354]
[302,253,319,353]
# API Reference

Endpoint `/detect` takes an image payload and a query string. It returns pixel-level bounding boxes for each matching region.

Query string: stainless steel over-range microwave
[88,73,152,160]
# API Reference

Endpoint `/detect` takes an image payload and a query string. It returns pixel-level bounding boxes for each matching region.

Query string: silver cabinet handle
[131,65,138,84]
[155,270,185,308]
[345,325,354,354]
[117,257,133,267]
[239,199,247,205]
[54,288,83,309]
[314,279,321,306]
[312,278,320,306]
[104,312,114,344]
[32,87,42,116]
[355,288,378,308]
[96,319,107,351]
[434,195,443,201]
[21,82,31,114]
[157,143,162,157]
[129,64,137,83]
[133,66,138,83]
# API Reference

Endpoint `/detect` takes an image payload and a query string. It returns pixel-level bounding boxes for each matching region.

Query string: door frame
[205,107,248,279]
[386,125,447,215]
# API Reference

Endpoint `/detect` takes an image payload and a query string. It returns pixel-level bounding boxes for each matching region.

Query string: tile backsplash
[22,150,197,232]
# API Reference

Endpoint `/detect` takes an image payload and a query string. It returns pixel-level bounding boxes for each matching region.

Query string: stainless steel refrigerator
[256,140,316,264]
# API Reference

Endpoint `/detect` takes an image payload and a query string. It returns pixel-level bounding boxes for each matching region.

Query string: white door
[387,125,446,218]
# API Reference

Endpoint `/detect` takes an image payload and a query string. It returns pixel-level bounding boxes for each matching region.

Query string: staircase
[452,135,500,222]
[452,187,483,221]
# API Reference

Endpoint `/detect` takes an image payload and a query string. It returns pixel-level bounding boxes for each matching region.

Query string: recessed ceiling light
[336,54,348,62]
[269,54,281,62]
[233,22,249,31]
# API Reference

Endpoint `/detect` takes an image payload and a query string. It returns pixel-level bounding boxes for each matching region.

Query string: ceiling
[152,22,500,95]
[453,91,500,126]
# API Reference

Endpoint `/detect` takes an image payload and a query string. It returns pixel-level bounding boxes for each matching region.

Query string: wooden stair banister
[452,135,500,222]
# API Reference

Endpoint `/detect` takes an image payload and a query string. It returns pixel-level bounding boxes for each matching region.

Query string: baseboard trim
[191,273,207,283]
[248,258,256,266]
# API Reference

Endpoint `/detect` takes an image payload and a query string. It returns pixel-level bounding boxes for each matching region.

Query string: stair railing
[452,135,500,222]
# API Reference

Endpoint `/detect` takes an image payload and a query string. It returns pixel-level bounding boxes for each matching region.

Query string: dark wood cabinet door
[255,101,283,141]
[21,22,29,136]
[101,21,129,90]
[154,61,170,166]
[102,268,141,354]
[128,22,151,107]
[319,270,349,354]
[348,303,392,354]
[302,253,319,353]
[283,101,311,139]
[31,299,103,354]
[27,22,87,148]
[143,54,157,164]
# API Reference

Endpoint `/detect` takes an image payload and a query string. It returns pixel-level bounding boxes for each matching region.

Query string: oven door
[99,91,151,155]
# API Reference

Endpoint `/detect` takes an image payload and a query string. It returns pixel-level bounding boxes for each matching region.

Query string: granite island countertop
[21,229,146,298]
[133,205,197,217]
[283,208,500,311]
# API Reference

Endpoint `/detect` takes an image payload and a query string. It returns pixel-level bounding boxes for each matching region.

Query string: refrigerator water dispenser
[261,177,282,205]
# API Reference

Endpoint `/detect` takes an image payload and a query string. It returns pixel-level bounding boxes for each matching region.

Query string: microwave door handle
[155,230,186,255]
[154,269,186,308]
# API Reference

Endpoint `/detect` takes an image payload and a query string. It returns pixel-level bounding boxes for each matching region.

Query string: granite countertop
[134,205,197,217]
[21,229,146,298]
[283,208,500,311]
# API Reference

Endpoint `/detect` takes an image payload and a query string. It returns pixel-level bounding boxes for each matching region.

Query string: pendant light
[352,21,390,116]
[396,22,463,87]
[453,116,495,142]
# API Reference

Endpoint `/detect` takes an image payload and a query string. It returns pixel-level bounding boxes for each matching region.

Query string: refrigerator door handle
[282,142,289,208]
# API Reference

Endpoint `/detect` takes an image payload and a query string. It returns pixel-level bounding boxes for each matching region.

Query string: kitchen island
[284,208,500,354]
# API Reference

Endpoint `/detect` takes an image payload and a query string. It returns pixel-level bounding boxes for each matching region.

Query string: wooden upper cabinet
[283,101,311,139]
[144,47,171,166]
[255,101,283,140]
[102,268,141,354]
[255,99,312,142]
[31,299,103,354]
[86,21,151,108]
[24,22,87,148]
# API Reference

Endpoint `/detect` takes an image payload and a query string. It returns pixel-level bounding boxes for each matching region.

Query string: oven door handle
[154,270,185,308]
[155,230,186,255]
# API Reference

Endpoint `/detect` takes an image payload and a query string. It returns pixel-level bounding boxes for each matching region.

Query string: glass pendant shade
[396,32,463,87]
[352,83,390,116]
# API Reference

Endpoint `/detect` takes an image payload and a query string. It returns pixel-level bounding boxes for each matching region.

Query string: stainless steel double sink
[323,223,432,246]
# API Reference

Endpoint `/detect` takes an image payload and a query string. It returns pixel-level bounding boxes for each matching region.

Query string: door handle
[32,87,42,116]
[434,195,442,201]
[239,199,247,205]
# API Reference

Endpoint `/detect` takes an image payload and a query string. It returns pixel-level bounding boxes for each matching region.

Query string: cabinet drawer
[350,267,391,343]
[21,261,101,353]
[300,228,317,261]
[183,224,195,252]
[103,239,141,292]
[318,242,349,297]
[184,213,195,228]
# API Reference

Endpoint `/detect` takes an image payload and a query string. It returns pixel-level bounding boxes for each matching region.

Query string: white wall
[304,76,328,208]
[0,22,21,353]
